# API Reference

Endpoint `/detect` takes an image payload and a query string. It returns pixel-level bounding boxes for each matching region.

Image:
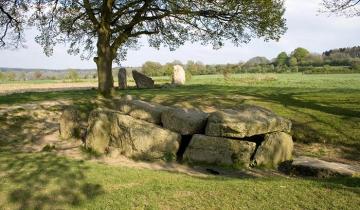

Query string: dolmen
[60,96,294,168]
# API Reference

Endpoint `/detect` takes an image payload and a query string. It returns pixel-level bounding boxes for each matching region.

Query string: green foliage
[292,47,310,64]
[301,66,356,74]
[142,61,163,76]
[287,56,298,67]
[351,59,360,71]
[66,69,80,82]
[275,52,289,66]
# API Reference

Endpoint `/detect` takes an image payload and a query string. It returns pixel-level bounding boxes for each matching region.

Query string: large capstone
[183,134,256,167]
[132,70,154,88]
[86,109,180,160]
[253,132,293,167]
[205,105,291,138]
[161,108,209,135]
[118,67,127,89]
[127,100,169,124]
[59,107,81,140]
[172,65,186,85]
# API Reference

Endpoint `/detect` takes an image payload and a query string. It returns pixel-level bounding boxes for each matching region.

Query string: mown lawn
[0,73,359,209]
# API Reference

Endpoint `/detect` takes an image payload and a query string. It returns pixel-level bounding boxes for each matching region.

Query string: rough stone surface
[132,70,154,88]
[118,67,127,89]
[85,109,112,153]
[253,132,293,167]
[172,65,186,85]
[183,134,256,167]
[127,100,169,124]
[86,109,180,160]
[161,108,209,135]
[205,105,292,138]
[290,156,360,178]
[59,108,81,140]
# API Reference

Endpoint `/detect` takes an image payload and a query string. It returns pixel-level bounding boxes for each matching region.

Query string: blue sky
[0,0,359,69]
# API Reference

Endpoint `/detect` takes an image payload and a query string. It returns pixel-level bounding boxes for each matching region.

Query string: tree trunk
[95,27,114,97]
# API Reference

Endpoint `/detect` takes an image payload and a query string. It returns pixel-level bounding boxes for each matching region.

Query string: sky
[0,0,359,69]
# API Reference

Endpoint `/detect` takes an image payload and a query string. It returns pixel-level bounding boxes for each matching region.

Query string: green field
[0,73,359,209]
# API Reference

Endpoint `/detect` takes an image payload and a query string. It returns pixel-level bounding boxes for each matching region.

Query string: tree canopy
[291,47,310,64]
[321,0,360,16]
[1,0,287,95]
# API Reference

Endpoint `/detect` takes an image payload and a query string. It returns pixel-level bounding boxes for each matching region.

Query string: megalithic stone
[118,67,127,89]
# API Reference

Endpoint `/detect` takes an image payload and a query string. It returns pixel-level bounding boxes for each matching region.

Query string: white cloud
[0,0,359,69]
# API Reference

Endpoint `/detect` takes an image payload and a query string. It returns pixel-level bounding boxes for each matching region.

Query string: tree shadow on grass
[0,151,104,210]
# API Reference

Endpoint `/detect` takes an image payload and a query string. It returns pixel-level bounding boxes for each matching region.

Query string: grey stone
[161,108,209,135]
[183,134,256,167]
[59,108,81,140]
[132,70,154,88]
[127,100,169,124]
[118,67,127,89]
[291,156,360,178]
[86,109,180,160]
[253,132,293,167]
[205,104,291,138]
[85,109,112,153]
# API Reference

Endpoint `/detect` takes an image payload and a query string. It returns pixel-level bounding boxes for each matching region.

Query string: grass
[0,73,359,209]
[0,152,359,210]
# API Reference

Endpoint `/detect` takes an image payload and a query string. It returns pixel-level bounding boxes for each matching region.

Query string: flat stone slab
[291,156,360,178]
[161,108,209,135]
[127,100,169,124]
[183,134,256,167]
[205,105,292,138]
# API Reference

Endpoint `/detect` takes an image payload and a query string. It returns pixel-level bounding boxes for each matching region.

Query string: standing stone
[183,134,256,167]
[59,108,81,140]
[132,70,154,88]
[118,67,127,89]
[172,65,186,85]
[253,132,293,167]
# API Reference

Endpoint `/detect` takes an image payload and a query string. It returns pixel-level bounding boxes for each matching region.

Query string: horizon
[0,0,360,70]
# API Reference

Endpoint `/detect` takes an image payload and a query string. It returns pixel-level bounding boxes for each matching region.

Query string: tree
[275,52,288,66]
[244,56,270,67]
[1,1,286,96]
[321,0,360,16]
[142,61,162,76]
[66,69,80,82]
[0,0,29,48]
[291,47,310,65]
[287,56,298,67]
[33,71,43,80]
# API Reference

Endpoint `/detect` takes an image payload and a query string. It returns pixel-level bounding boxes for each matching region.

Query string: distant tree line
[141,46,360,77]
[1,46,360,82]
